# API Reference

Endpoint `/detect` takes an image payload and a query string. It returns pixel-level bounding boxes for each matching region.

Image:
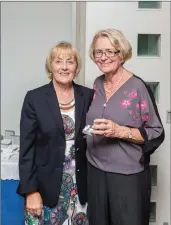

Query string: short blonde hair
[89,29,132,64]
[45,41,81,80]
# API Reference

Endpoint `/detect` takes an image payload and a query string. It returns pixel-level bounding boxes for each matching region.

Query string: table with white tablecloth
[1,152,24,225]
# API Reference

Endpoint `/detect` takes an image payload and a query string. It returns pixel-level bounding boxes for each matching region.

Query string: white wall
[1,2,73,135]
[85,2,170,225]
[85,2,170,87]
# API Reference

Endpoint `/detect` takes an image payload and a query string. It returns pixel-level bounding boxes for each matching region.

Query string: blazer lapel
[45,81,65,138]
[74,82,85,141]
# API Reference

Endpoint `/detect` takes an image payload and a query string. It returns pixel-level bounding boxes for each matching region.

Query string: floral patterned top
[86,75,164,175]
[25,108,88,225]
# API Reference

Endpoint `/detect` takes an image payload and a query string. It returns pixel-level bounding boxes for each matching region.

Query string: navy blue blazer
[17,81,94,207]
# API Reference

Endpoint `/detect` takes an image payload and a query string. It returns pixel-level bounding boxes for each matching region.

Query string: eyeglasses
[93,49,120,58]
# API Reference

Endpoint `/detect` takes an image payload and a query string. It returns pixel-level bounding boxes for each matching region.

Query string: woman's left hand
[91,118,145,143]
[91,118,117,137]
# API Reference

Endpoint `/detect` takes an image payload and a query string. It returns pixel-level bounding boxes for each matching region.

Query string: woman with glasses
[17,42,94,225]
[86,29,165,225]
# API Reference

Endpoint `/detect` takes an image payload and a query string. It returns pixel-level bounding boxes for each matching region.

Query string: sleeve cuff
[17,182,38,197]
[138,127,148,142]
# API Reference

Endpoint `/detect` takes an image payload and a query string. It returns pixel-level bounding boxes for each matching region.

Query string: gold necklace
[59,99,75,110]
[104,70,124,93]
[59,98,74,106]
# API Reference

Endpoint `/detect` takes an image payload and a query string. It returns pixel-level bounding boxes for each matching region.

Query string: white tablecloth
[1,153,19,180]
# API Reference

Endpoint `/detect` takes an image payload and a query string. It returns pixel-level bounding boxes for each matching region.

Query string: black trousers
[87,162,151,225]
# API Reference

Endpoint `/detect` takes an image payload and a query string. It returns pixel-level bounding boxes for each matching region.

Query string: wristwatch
[127,127,133,139]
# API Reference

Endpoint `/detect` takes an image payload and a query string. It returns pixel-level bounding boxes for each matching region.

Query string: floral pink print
[140,100,147,110]
[135,103,140,108]
[129,110,134,115]
[93,93,97,100]
[129,89,137,98]
[93,84,97,90]
[120,99,132,108]
[93,84,98,100]
[120,88,149,122]
[142,114,149,121]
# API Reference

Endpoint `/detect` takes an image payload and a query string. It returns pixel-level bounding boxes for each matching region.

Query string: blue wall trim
[1,180,24,225]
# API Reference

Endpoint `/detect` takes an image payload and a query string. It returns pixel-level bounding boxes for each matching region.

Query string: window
[138,34,161,56]
[150,202,156,222]
[150,165,157,186]
[138,1,162,9]
[146,82,159,103]
[166,111,171,124]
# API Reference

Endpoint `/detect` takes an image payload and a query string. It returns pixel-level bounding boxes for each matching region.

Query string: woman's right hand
[26,192,43,216]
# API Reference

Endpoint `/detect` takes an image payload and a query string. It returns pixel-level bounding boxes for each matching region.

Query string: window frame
[137,33,161,57]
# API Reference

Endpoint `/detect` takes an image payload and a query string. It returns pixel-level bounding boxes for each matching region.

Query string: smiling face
[51,52,77,86]
[94,36,122,74]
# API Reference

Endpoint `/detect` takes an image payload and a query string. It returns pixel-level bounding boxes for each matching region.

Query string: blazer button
[76,148,79,151]
[77,169,80,172]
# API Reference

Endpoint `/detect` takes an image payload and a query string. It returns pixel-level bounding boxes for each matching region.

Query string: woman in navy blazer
[17,42,94,224]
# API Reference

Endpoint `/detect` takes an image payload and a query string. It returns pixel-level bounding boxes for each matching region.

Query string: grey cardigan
[86,75,165,175]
